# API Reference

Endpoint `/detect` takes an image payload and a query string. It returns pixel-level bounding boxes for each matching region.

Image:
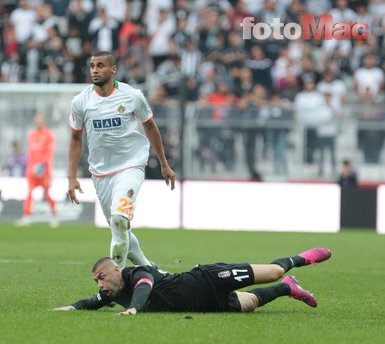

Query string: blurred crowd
[1,0,385,179]
[1,0,384,90]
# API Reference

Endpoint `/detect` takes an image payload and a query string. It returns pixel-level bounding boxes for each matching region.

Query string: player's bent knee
[271,265,285,280]
[111,215,129,232]
[227,291,258,313]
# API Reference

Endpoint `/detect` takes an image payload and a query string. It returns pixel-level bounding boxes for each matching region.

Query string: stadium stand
[0,0,385,182]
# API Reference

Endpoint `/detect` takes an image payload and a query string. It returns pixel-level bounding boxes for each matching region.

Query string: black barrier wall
[340,188,377,229]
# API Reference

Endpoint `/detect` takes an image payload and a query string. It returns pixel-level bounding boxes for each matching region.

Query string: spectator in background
[66,24,91,83]
[180,38,202,78]
[299,55,321,87]
[294,77,325,165]
[356,86,385,164]
[354,53,384,103]
[88,8,119,53]
[321,0,356,70]
[245,45,273,91]
[241,84,269,181]
[9,0,37,45]
[264,92,292,176]
[147,7,176,71]
[1,18,19,60]
[197,7,226,54]
[338,159,358,188]
[285,0,305,24]
[316,92,338,176]
[228,0,253,32]
[32,2,56,44]
[24,38,40,82]
[6,141,26,177]
[156,54,182,97]
[221,30,247,71]
[256,0,287,61]
[272,46,301,98]
[67,0,94,42]
[305,0,331,17]
[15,114,57,227]
[96,0,127,25]
[170,17,191,53]
[0,50,21,82]
[317,70,347,117]
[41,34,67,83]
[232,66,253,98]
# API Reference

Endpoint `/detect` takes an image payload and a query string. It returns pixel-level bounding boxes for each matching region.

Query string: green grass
[1,224,384,344]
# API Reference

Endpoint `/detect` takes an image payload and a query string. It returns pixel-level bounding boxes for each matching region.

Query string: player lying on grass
[53,248,331,314]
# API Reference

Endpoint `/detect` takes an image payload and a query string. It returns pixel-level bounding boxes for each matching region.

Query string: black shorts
[192,263,255,312]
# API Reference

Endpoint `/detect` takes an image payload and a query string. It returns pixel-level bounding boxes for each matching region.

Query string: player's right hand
[68,177,83,204]
[52,305,76,311]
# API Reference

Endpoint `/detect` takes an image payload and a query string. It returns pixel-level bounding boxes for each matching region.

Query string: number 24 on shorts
[116,198,134,217]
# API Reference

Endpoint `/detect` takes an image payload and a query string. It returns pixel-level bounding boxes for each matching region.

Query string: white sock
[110,215,130,268]
[127,231,151,266]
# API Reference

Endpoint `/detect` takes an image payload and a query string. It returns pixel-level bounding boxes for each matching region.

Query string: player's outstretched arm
[142,118,176,190]
[119,271,154,316]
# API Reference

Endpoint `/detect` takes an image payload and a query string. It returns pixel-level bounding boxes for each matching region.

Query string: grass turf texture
[0,224,384,344]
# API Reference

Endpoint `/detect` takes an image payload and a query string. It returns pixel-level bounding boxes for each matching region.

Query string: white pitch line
[0,258,86,265]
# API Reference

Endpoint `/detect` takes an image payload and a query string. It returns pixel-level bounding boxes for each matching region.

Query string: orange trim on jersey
[142,114,153,124]
[93,87,118,97]
[70,125,83,131]
[91,165,144,178]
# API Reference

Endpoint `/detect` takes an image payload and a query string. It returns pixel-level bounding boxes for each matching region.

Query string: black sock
[271,255,306,272]
[248,284,290,306]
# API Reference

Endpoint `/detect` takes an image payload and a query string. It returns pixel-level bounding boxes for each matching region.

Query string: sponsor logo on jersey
[127,189,134,198]
[93,117,122,131]
[117,105,125,113]
[218,270,231,278]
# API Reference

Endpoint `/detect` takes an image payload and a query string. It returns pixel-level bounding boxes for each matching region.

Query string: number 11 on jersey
[232,269,250,282]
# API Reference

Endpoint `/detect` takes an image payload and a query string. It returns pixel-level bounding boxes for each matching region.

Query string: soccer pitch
[1,225,384,344]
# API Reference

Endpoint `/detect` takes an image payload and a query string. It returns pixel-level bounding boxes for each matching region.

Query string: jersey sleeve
[69,97,84,130]
[128,267,155,311]
[72,290,111,310]
[133,90,153,123]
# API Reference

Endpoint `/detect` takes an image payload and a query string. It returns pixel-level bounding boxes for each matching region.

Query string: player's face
[34,114,45,129]
[89,56,116,87]
[92,263,123,298]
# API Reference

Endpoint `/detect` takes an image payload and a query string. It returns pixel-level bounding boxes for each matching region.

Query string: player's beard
[93,76,109,87]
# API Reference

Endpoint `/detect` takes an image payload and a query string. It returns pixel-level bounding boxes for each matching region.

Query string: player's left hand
[119,308,137,315]
[161,165,176,190]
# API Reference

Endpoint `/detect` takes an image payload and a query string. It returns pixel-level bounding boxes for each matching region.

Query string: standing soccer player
[68,51,176,268]
[16,114,57,227]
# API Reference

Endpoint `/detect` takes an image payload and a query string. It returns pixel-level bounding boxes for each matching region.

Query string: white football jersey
[69,81,152,176]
